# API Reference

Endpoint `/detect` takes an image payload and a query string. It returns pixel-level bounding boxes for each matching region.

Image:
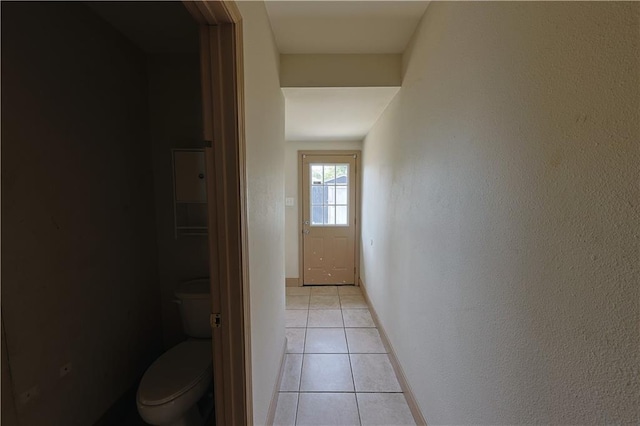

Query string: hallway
[274,286,416,425]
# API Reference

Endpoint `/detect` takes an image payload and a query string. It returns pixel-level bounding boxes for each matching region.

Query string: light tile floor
[276,286,416,426]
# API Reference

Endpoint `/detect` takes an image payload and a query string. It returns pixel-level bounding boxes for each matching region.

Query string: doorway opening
[298,151,361,287]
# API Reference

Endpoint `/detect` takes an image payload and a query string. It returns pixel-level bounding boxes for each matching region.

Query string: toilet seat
[138,340,212,406]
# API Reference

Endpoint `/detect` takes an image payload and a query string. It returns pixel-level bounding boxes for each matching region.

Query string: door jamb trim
[183,1,252,425]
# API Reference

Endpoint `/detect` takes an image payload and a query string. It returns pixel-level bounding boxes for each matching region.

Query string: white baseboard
[358,277,427,426]
[285,278,300,287]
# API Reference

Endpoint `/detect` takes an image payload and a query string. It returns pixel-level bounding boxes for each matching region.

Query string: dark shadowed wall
[147,53,208,349]
[2,3,162,424]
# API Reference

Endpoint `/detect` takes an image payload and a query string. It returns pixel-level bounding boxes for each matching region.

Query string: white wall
[280,54,401,87]
[361,2,639,424]
[285,140,363,280]
[236,2,286,424]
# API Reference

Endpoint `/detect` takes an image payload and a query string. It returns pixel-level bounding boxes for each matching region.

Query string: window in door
[310,163,349,226]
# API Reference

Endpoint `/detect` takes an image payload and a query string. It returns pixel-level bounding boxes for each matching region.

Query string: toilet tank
[174,278,211,338]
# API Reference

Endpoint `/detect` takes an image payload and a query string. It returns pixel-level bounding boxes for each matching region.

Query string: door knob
[302,229,310,235]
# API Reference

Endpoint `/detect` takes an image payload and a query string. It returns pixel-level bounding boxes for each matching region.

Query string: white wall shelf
[172,149,207,238]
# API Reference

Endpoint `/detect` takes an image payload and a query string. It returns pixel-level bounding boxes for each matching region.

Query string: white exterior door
[301,153,358,285]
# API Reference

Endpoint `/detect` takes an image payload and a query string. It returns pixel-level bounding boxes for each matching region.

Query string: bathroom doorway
[93,1,251,423]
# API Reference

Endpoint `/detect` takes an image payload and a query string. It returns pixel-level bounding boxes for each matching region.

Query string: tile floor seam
[344,309,363,426]
[345,318,353,354]
[297,353,305,393]
[355,392,363,426]
[293,323,305,394]
[350,294,374,425]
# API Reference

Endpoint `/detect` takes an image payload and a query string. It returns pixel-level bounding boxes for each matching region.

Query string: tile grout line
[295,337,303,426]
[294,307,307,426]
[296,390,404,394]
[345,320,362,425]
[297,352,388,355]
[353,290,371,426]
[341,290,362,425]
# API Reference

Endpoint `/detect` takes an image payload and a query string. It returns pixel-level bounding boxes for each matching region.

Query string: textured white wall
[280,54,401,87]
[361,2,639,424]
[237,2,286,424]
[284,140,363,279]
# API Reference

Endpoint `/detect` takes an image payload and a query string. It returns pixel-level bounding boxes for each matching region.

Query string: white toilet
[137,279,213,426]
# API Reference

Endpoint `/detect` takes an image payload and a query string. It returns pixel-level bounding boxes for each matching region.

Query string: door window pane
[309,163,349,226]
[312,206,323,225]
[336,186,347,205]
[326,206,336,225]
[336,206,348,225]
[324,165,336,184]
[326,186,335,204]
[336,165,348,184]
[312,165,323,185]
[312,186,323,205]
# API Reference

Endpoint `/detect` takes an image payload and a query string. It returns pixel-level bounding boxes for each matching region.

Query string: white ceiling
[264,1,430,54]
[268,1,427,141]
[284,87,400,141]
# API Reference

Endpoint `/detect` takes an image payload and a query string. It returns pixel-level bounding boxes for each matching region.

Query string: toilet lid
[138,341,212,406]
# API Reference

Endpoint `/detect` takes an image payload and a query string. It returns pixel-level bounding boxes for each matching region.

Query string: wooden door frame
[298,150,362,287]
[183,1,251,425]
